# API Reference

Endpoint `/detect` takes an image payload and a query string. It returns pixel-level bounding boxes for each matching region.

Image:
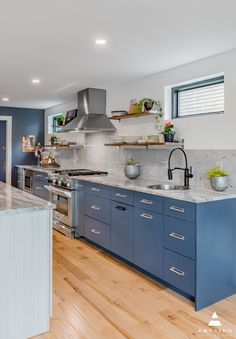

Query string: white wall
[106,49,236,149]
[45,48,236,150]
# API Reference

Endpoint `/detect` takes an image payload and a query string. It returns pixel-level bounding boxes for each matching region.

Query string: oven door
[24,170,33,193]
[45,185,73,227]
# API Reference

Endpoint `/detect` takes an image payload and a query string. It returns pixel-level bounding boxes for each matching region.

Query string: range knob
[57,178,62,186]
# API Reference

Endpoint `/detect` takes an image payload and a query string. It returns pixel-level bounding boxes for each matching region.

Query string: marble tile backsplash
[51,133,236,189]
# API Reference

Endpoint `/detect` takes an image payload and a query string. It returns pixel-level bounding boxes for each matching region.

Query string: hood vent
[61,88,116,133]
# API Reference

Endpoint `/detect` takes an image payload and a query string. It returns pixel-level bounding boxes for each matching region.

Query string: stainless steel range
[45,169,107,238]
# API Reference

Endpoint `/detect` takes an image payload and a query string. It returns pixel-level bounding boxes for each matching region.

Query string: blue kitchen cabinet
[134,208,163,277]
[110,201,134,262]
[33,171,49,201]
[74,180,85,236]
[74,179,236,311]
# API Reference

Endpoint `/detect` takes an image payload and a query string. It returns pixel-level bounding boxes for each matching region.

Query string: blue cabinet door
[134,208,163,278]
[0,121,6,182]
[75,188,85,237]
[111,201,134,262]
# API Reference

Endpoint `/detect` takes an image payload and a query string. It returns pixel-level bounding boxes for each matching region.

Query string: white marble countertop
[15,165,58,173]
[73,175,236,203]
[0,182,54,215]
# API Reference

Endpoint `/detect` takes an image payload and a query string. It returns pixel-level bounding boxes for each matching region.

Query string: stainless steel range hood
[61,88,116,133]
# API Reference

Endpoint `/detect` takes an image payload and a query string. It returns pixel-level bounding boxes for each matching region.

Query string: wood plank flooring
[35,231,236,338]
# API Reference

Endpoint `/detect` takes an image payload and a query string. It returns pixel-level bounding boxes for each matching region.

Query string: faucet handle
[188,166,193,178]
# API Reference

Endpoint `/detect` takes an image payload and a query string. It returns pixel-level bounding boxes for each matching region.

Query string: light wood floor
[35,231,236,339]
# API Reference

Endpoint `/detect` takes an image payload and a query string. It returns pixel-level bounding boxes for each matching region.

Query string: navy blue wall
[0,106,44,186]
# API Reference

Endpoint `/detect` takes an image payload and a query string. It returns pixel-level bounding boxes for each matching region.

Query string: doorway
[0,121,6,182]
[0,116,12,185]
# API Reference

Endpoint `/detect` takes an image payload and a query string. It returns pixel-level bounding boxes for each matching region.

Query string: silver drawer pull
[169,232,185,241]
[140,213,153,220]
[36,174,43,177]
[91,205,100,210]
[115,193,126,198]
[91,187,100,192]
[76,184,83,188]
[36,186,43,190]
[91,228,100,234]
[169,205,185,213]
[169,266,185,276]
[140,199,153,205]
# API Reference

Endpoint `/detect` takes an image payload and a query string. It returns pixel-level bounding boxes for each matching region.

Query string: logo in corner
[208,312,222,327]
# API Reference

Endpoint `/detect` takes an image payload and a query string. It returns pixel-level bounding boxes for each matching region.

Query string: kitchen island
[0,182,54,339]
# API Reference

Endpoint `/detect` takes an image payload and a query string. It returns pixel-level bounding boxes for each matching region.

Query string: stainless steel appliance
[23,169,33,193]
[60,88,116,133]
[46,169,107,238]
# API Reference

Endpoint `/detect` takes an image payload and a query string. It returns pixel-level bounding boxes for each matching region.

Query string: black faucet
[168,148,193,188]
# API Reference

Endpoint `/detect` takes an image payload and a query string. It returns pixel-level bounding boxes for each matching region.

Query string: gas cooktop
[55,169,108,176]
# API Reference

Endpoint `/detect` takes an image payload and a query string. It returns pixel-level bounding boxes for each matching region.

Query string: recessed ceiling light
[95,39,107,45]
[32,79,40,84]
[2,97,9,102]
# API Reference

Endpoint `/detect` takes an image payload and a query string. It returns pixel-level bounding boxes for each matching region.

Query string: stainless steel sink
[147,184,189,190]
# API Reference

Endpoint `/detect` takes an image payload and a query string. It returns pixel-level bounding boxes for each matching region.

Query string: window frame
[171,75,224,119]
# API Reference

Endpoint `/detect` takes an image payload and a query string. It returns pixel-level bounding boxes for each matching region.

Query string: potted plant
[163,121,175,142]
[124,159,141,179]
[49,135,58,145]
[207,166,229,191]
[56,115,65,126]
[138,98,163,113]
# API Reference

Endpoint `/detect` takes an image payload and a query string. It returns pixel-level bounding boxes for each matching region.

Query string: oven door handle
[44,185,72,198]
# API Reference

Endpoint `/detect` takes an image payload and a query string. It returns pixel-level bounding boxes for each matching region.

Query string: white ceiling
[0,0,236,109]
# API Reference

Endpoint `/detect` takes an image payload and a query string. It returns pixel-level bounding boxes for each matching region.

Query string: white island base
[0,207,52,339]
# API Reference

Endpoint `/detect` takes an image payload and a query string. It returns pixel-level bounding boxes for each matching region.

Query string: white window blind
[178,82,224,116]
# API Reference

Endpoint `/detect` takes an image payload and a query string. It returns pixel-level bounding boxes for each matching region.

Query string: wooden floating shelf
[109,112,153,120]
[104,142,184,150]
[44,145,82,150]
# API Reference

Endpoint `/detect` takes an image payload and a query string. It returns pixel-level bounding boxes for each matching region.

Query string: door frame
[0,116,12,185]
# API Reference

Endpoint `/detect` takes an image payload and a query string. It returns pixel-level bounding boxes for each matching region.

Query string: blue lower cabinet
[33,180,49,201]
[164,198,195,223]
[84,216,110,249]
[164,249,195,296]
[164,216,196,259]
[134,208,163,278]
[111,201,134,262]
[75,189,85,237]
[85,193,110,224]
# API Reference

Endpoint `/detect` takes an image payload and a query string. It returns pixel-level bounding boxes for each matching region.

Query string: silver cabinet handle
[36,186,43,190]
[140,199,153,205]
[36,174,43,177]
[91,228,100,234]
[169,266,185,276]
[91,205,100,210]
[91,187,100,192]
[76,183,83,188]
[169,205,185,213]
[169,232,185,241]
[140,213,153,220]
[115,193,126,198]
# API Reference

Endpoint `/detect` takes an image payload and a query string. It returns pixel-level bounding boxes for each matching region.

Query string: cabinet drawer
[73,179,86,190]
[111,201,134,262]
[134,192,163,214]
[164,198,195,222]
[33,184,49,200]
[33,171,49,182]
[110,187,134,205]
[164,249,195,296]
[84,216,110,249]
[164,216,195,259]
[85,193,110,224]
[85,182,110,199]
[134,208,163,277]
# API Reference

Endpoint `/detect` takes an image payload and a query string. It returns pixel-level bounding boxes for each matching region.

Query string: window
[172,75,224,118]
